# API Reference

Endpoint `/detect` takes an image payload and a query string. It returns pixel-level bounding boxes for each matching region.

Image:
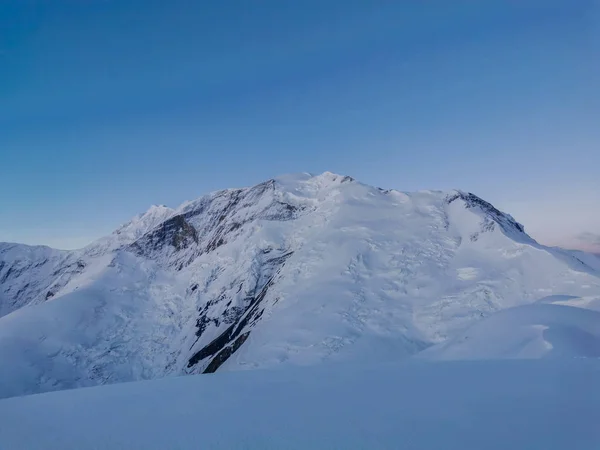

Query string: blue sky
[1,0,599,250]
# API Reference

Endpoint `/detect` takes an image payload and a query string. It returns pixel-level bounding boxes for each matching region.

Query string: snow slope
[0,204,174,317]
[0,359,598,450]
[419,299,600,360]
[1,172,600,399]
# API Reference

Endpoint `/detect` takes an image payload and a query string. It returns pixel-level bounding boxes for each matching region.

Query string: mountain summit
[1,172,599,398]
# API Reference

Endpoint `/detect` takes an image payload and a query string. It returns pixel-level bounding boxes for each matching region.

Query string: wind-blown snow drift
[419,299,600,360]
[1,172,599,398]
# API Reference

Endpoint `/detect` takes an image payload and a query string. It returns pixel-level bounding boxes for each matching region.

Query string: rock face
[187,250,293,373]
[129,214,199,256]
[1,172,599,398]
[447,191,525,235]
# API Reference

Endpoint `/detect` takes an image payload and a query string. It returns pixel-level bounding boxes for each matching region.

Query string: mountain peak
[147,204,172,213]
[447,190,526,236]
[116,204,175,234]
[273,171,353,189]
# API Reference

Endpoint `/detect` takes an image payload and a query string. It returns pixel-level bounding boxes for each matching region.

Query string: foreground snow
[0,360,598,450]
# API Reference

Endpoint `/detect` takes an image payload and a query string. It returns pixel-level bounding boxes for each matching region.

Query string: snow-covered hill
[1,172,599,399]
[419,297,600,360]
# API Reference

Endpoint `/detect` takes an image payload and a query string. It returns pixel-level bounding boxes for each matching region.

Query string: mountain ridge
[1,172,599,398]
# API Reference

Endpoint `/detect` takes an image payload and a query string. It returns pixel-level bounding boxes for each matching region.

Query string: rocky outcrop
[447,191,525,235]
[129,214,199,256]
[187,250,293,372]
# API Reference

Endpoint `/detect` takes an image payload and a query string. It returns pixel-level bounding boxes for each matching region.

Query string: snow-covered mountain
[1,172,599,399]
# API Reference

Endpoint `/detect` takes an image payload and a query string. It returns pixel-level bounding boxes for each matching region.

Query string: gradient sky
[1,0,599,250]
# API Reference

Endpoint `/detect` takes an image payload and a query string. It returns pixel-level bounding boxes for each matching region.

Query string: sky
[1,0,599,251]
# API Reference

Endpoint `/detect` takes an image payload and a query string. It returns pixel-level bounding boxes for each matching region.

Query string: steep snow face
[1,172,600,398]
[0,205,175,318]
[0,243,72,317]
[85,204,176,256]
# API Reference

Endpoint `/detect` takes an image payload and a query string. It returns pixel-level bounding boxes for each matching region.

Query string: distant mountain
[1,172,599,399]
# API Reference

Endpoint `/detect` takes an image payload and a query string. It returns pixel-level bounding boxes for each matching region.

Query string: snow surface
[1,172,600,399]
[418,300,600,360]
[0,359,598,450]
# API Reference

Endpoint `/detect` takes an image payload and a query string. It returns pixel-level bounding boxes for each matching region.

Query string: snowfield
[0,359,598,449]
[1,172,599,399]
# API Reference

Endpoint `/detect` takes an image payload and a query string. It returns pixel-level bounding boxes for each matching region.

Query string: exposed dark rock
[194,316,210,339]
[481,217,496,233]
[447,192,525,235]
[261,202,303,221]
[197,192,245,255]
[128,214,198,256]
[223,306,244,323]
[33,258,49,269]
[187,251,293,370]
[203,332,250,374]
[0,266,16,284]
[122,178,308,277]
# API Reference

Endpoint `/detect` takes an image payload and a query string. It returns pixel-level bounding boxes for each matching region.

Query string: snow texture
[0,359,598,449]
[1,172,599,399]
[418,299,600,360]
